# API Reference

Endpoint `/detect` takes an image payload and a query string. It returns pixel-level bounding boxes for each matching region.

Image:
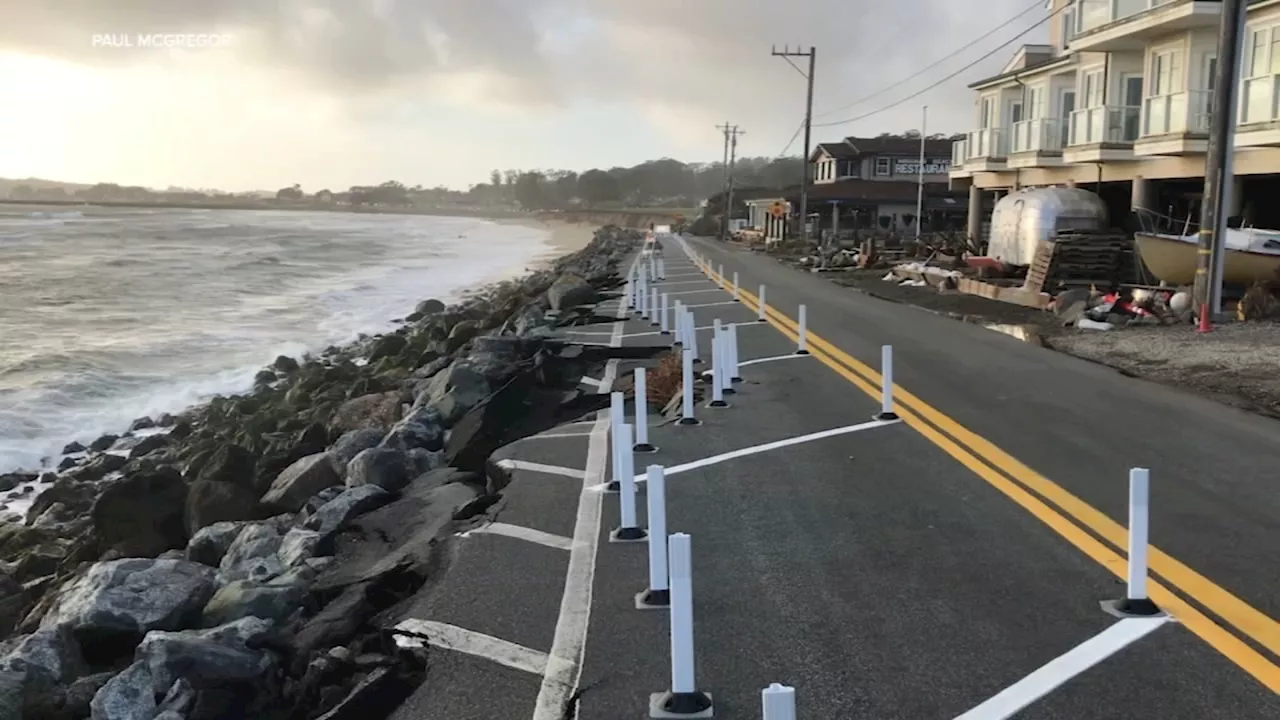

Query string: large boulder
[303,485,393,536]
[41,559,217,645]
[192,444,257,487]
[65,453,128,482]
[217,523,285,585]
[0,625,86,718]
[185,522,248,568]
[331,392,403,433]
[345,448,411,492]
[412,359,490,413]
[259,453,340,512]
[547,272,597,311]
[327,428,384,468]
[380,406,445,452]
[184,480,261,536]
[92,467,189,557]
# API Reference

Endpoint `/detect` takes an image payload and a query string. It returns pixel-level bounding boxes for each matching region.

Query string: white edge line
[954,617,1171,720]
[496,459,587,479]
[525,431,594,440]
[625,321,762,339]
[393,619,550,676]
[665,288,725,296]
[738,353,812,368]
[579,376,605,387]
[462,522,575,552]
[682,300,739,309]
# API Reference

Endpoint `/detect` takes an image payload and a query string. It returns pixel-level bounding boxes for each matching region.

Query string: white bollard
[636,464,670,609]
[607,392,625,493]
[678,348,700,425]
[874,345,898,420]
[732,271,740,301]
[714,320,735,396]
[762,684,796,720]
[641,276,651,319]
[728,324,742,383]
[634,368,657,452]
[687,310,701,364]
[758,285,768,322]
[795,304,810,355]
[672,301,684,345]
[610,423,646,542]
[1107,468,1161,616]
[650,287,660,326]
[660,293,671,335]
[658,257,666,280]
[707,335,728,408]
[650,533,713,717]
[717,264,724,285]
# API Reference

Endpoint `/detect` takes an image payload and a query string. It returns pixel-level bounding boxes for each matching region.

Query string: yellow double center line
[696,258,1280,692]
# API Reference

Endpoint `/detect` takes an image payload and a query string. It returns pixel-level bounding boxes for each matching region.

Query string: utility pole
[1194,0,1247,327]
[915,106,927,243]
[724,126,745,243]
[715,122,733,241]
[771,45,817,245]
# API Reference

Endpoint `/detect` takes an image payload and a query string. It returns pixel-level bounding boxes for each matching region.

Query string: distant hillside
[0,177,95,195]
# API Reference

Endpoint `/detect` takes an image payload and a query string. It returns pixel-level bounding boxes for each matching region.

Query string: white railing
[1142,90,1212,135]
[1078,0,1180,32]
[1068,105,1142,145]
[1240,74,1280,125]
[951,139,968,167]
[966,128,1008,159]
[1010,118,1065,153]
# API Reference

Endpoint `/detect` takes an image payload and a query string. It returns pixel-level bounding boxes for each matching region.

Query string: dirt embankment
[537,209,684,230]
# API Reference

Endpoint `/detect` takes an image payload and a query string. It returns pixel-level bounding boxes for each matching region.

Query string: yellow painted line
[692,257,1280,692]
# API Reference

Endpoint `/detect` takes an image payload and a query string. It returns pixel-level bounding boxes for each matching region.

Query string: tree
[577,169,620,206]
[276,184,303,201]
[490,169,502,187]
[513,171,550,210]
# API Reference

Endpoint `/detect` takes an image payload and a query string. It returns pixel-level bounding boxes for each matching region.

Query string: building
[744,135,968,243]
[950,0,1280,241]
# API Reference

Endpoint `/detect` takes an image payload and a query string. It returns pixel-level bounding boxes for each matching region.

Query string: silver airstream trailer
[987,187,1109,266]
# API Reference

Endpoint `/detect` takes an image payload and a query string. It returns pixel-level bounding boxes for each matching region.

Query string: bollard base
[721,386,736,395]
[633,443,658,454]
[873,411,900,421]
[677,416,702,426]
[634,588,670,610]
[757,317,767,322]
[603,480,620,494]
[649,691,714,718]
[1102,597,1164,618]
[609,526,648,543]
[661,330,672,336]
[730,376,743,383]
[706,400,730,409]
[692,358,703,365]
[795,349,810,355]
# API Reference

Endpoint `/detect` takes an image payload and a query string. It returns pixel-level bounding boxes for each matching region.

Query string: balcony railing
[1078,0,1181,33]
[1010,118,1065,153]
[1142,90,1212,135]
[1068,105,1141,145]
[952,139,968,167]
[966,128,1008,159]
[1241,74,1280,125]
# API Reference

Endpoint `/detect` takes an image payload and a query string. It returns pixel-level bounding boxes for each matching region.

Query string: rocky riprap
[0,226,649,720]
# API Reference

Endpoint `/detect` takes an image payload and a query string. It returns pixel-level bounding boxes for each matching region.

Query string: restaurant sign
[894,158,950,175]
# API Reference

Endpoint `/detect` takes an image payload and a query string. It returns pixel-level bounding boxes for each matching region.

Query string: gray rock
[300,486,344,517]
[63,671,115,719]
[381,405,445,452]
[304,485,393,535]
[89,660,156,720]
[157,677,195,715]
[547,272,598,310]
[218,523,284,585]
[138,625,273,692]
[414,298,445,316]
[201,580,304,626]
[327,428,384,468]
[345,447,411,492]
[405,448,445,475]
[184,479,259,536]
[0,626,87,717]
[42,559,217,641]
[412,359,491,413]
[259,453,340,512]
[279,528,323,568]
[186,521,248,568]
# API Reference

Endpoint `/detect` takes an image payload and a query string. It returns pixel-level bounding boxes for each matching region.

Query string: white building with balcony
[951,0,1280,240]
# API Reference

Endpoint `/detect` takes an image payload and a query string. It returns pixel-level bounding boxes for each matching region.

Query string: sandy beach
[496,217,598,264]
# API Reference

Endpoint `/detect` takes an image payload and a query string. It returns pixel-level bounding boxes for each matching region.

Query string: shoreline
[0,225,643,719]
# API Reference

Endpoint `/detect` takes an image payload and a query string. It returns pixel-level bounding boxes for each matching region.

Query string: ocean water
[0,204,554,475]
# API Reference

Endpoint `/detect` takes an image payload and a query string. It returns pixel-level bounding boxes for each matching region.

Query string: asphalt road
[389,242,1280,719]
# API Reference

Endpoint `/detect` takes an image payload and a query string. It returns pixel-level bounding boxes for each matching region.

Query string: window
[979,96,996,128]
[1151,50,1181,96]
[874,157,891,176]
[1082,70,1104,107]
[1026,87,1044,120]
[1205,56,1217,93]
[1062,3,1077,49]
[1009,101,1023,125]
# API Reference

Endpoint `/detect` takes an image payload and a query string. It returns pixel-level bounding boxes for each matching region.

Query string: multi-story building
[950,0,1280,240]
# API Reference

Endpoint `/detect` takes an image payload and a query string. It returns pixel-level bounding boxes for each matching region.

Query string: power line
[813,0,1045,119]
[774,120,806,158]
[812,3,1070,129]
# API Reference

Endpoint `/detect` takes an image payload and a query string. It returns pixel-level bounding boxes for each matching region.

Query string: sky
[0,0,1047,192]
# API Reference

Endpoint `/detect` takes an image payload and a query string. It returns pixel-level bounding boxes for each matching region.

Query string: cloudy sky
[0,0,1046,192]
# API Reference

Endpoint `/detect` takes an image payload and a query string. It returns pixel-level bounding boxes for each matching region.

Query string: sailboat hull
[1135,233,1280,286]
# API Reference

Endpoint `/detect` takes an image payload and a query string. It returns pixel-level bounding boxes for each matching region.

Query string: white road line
[495,459,586,479]
[579,376,605,388]
[564,330,615,337]
[531,259,630,720]
[525,431,593,440]
[665,288,725,297]
[625,320,761,339]
[462,522,575,551]
[682,300,739,309]
[654,279,716,287]
[954,617,1171,720]
[739,353,813,368]
[393,619,550,676]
